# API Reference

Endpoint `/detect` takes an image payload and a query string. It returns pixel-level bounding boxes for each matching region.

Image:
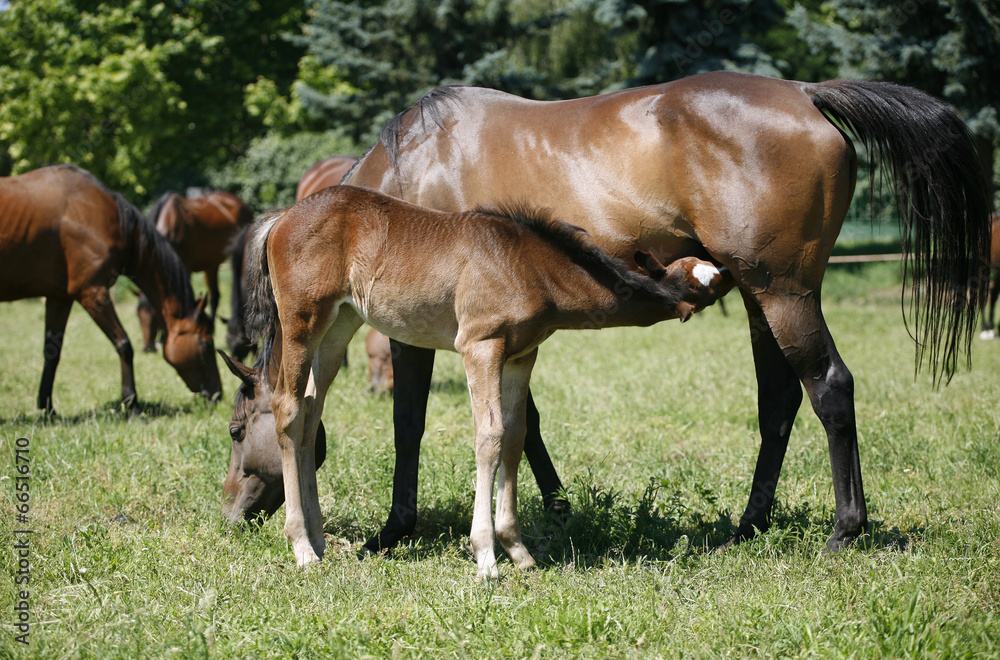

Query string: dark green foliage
[205,131,360,210]
[0,0,305,199]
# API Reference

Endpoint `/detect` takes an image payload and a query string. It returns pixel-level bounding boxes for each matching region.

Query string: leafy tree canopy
[0,0,304,198]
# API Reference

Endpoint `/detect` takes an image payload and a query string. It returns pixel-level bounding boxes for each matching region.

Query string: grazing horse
[221,157,361,363]
[337,71,990,556]
[296,156,359,200]
[366,329,394,395]
[980,212,1000,339]
[0,164,223,413]
[241,184,723,574]
[139,190,253,339]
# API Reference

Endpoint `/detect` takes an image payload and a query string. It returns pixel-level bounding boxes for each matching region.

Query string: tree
[789,0,1000,203]
[0,0,304,198]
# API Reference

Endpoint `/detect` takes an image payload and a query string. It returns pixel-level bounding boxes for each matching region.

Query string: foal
[246,185,723,578]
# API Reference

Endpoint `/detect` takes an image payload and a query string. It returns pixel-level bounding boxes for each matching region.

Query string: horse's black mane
[472,202,679,305]
[380,85,467,166]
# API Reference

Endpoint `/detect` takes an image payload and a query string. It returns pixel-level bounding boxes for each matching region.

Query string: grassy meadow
[1,260,999,658]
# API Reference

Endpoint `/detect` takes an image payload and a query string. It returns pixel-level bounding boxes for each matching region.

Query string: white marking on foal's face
[692,263,720,287]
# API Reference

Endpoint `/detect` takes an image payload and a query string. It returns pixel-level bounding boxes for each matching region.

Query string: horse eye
[229,426,244,442]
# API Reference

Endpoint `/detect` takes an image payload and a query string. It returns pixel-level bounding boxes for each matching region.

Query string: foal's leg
[273,319,333,566]
[462,338,507,580]
[36,297,73,413]
[362,340,435,555]
[494,349,538,572]
[756,291,868,551]
[78,286,138,412]
[719,291,803,549]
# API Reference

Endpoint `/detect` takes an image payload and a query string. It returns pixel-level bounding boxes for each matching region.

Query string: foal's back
[269,185,602,352]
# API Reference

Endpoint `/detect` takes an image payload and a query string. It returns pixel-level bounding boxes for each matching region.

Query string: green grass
[2,264,999,658]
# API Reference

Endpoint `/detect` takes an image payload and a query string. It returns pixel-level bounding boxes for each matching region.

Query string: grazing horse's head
[218,348,326,523]
[163,295,223,401]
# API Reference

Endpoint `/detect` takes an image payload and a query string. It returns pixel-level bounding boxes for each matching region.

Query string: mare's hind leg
[754,291,868,551]
[494,349,538,572]
[362,340,435,555]
[37,297,73,413]
[719,291,803,549]
[981,268,999,339]
[205,268,221,321]
[78,286,138,412]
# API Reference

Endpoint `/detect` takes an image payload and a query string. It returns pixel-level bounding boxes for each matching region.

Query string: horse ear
[676,301,696,323]
[196,294,208,316]
[218,349,255,386]
[635,250,667,281]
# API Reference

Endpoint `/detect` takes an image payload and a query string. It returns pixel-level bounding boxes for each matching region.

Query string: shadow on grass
[0,397,213,426]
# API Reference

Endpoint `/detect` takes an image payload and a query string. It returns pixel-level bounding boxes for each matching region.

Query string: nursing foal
[245,184,723,579]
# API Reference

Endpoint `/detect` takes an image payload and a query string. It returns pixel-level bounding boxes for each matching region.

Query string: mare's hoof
[980,329,996,340]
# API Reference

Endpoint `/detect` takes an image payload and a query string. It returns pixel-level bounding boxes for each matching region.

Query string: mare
[296,156,359,200]
[980,212,1000,339]
[221,157,360,362]
[335,71,991,557]
[138,190,253,349]
[0,164,222,413]
[240,184,723,575]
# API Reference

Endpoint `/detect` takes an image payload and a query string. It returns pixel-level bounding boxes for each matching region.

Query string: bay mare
[0,164,222,413]
[337,71,991,556]
[137,190,253,351]
[239,184,723,577]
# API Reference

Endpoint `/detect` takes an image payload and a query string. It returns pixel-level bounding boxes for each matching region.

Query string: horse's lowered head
[218,348,326,523]
[163,294,223,402]
[634,252,727,321]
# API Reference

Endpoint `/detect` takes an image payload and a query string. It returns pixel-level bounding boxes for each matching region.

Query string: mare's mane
[380,85,466,166]
[472,202,680,305]
[50,165,195,315]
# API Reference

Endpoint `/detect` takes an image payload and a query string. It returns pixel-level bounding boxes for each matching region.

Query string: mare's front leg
[37,297,73,413]
[362,340,435,555]
[982,268,1000,338]
[720,291,803,548]
[77,286,139,412]
[462,338,507,580]
[523,391,570,517]
[494,349,538,572]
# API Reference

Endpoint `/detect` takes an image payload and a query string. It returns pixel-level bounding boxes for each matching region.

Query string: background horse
[138,190,253,348]
[240,184,722,574]
[980,212,1000,339]
[0,164,222,413]
[295,156,359,200]
[341,71,991,555]
[222,157,361,362]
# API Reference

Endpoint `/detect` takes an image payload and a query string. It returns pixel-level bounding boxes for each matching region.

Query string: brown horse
[221,157,361,363]
[240,184,722,574]
[296,156,359,201]
[980,212,1000,339]
[336,71,991,556]
[366,329,394,394]
[140,189,253,334]
[0,164,222,413]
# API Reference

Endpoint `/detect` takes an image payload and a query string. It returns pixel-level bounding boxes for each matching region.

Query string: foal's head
[639,253,726,321]
[218,346,326,523]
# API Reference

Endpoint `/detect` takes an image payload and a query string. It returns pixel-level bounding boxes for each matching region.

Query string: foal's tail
[809,79,992,383]
[243,209,287,345]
